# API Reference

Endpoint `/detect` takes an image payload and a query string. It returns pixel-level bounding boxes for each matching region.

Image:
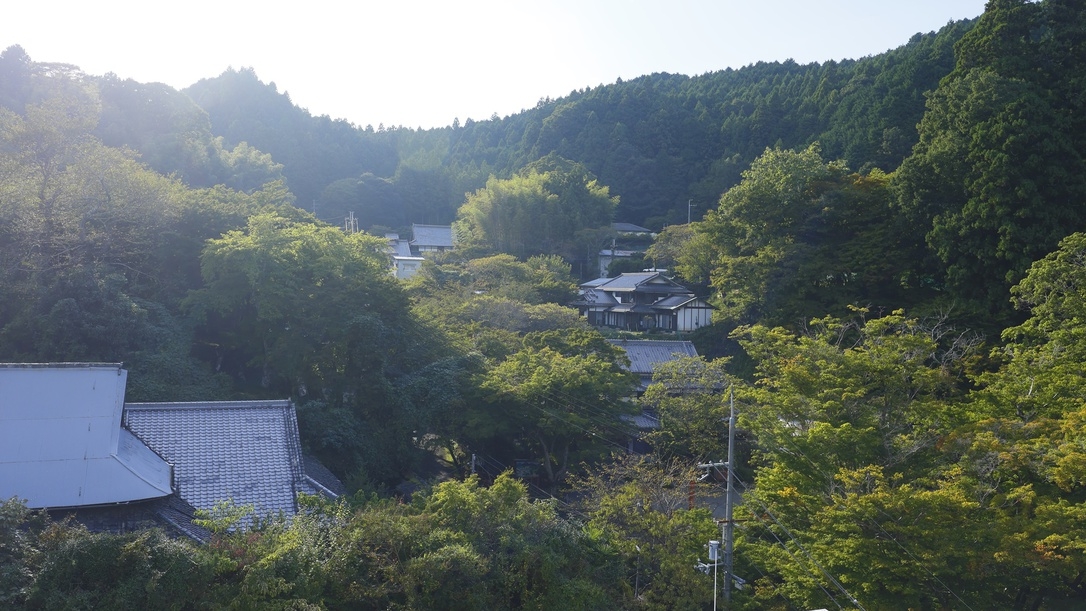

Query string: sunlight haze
[6,0,987,129]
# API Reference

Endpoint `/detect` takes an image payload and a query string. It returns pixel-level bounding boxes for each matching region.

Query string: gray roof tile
[609,340,699,376]
[124,400,309,522]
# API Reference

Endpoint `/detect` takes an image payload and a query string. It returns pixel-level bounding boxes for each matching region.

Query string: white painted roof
[0,364,172,508]
[123,400,314,521]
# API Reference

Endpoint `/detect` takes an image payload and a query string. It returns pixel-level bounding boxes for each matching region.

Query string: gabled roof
[584,272,692,294]
[0,364,173,509]
[410,224,454,249]
[124,400,318,521]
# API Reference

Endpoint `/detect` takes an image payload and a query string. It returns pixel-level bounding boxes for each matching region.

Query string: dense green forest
[3,0,1086,608]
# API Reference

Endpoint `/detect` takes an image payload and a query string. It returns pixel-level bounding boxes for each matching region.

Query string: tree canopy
[453,156,617,266]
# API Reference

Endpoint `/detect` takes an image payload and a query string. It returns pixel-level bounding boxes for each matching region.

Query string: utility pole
[698,387,739,610]
[724,386,736,607]
[344,211,358,234]
[688,199,695,224]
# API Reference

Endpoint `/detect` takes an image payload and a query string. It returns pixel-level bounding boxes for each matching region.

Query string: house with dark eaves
[574,272,712,332]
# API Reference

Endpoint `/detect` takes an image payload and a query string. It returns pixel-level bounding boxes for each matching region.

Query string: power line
[477,369,885,609]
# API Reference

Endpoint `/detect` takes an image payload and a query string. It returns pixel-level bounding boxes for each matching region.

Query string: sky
[6,1,988,130]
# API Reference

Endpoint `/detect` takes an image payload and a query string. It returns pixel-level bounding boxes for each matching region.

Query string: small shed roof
[571,287,620,308]
[609,340,699,392]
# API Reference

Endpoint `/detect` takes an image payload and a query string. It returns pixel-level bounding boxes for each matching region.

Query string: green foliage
[436,253,578,304]
[644,223,695,278]
[184,67,398,208]
[417,474,620,609]
[478,345,637,488]
[731,307,1086,609]
[95,73,286,192]
[895,0,1086,317]
[737,311,976,475]
[453,157,617,262]
[974,232,1086,420]
[693,145,927,326]
[6,8,1086,607]
[186,211,405,397]
[571,456,719,610]
[28,527,212,610]
[641,355,732,460]
[185,211,445,483]
[0,499,48,607]
[0,477,629,610]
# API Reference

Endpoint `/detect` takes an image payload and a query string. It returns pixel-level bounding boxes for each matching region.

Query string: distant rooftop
[410,223,454,249]
[612,222,653,234]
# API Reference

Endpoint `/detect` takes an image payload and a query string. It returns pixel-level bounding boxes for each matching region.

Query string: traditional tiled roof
[0,363,172,509]
[608,340,700,392]
[584,272,691,294]
[610,340,699,376]
[123,400,318,522]
[410,224,454,249]
[580,277,612,289]
[302,455,348,497]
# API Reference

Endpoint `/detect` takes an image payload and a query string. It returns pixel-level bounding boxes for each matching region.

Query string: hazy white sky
[7,1,987,130]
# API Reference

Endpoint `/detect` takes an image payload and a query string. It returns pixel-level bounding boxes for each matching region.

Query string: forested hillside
[3,1,1086,608]
[176,19,971,231]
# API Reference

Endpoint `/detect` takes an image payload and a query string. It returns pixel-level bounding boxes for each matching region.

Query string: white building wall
[677,307,712,332]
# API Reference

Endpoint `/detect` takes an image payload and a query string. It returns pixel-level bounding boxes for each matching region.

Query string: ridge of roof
[0,362,124,369]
